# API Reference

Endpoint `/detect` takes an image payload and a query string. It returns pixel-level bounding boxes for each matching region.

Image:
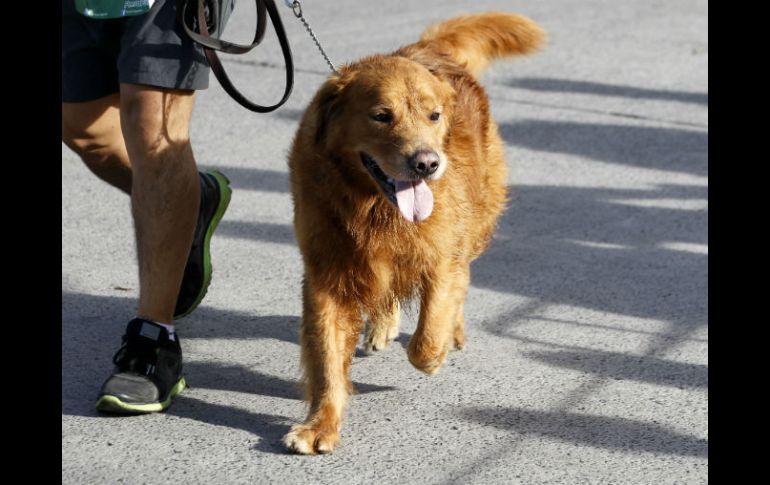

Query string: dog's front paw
[283,424,340,455]
[407,338,449,375]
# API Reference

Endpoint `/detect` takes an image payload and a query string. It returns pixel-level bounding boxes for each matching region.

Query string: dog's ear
[397,46,467,81]
[314,85,339,145]
[314,69,356,145]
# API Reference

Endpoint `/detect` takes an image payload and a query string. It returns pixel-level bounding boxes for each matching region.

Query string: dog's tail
[418,12,546,79]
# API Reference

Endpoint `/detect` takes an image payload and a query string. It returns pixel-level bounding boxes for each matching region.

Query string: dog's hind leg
[283,281,363,455]
[363,300,400,354]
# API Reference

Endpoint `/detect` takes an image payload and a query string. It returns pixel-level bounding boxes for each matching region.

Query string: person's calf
[118,84,201,324]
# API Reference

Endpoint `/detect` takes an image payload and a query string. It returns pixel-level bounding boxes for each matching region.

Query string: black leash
[177,0,294,113]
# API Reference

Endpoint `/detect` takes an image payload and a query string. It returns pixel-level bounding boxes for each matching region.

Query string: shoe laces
[112,336,160,375]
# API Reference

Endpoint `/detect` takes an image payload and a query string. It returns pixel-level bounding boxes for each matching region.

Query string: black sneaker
[95,319,186,414]
[174,170,232,320]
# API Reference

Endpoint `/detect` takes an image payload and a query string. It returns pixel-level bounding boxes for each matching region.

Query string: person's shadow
[61,291,395,454]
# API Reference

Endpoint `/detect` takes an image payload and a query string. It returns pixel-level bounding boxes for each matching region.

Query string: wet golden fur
[284,12,545,454]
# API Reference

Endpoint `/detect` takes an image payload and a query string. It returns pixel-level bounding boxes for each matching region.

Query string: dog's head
[312,56,456,222]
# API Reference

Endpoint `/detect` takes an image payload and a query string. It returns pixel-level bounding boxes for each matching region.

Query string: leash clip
[285,0,338,73]
[291,0,302,18]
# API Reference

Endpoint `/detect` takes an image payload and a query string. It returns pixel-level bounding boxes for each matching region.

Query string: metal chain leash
[285,0,338,73]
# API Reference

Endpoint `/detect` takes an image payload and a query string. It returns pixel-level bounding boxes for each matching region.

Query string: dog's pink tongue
[394,180,434,222]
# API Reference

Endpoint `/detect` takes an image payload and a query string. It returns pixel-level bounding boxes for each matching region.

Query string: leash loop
[178,0,294,113]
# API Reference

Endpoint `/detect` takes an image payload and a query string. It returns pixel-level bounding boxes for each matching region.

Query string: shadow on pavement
[473,183,707,328]
[184,361,302,400]
[216,219,297,245]
[506,77,708,105]
[523,349,708,389]
[457,406,708,458]
[183,360,395,399]
[270,107,304,122]
[499,120,708,177]
[169,395,294,455]
[198,165,290,193]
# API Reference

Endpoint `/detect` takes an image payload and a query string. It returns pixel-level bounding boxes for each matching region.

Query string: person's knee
[119,95,168,156]
[119,86,195,158]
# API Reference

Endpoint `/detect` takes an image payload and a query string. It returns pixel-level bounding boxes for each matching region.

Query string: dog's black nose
[408,150,440,177]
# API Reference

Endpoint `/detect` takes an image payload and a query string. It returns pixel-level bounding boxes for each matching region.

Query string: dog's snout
[408,150,440,177]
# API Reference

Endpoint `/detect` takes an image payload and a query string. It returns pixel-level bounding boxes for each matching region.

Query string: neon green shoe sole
[95,377,186,414]
[174,170,232,320]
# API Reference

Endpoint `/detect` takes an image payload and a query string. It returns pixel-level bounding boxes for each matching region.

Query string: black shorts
[62,0,233,102]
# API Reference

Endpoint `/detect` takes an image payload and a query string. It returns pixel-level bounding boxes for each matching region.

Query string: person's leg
[63,0,233,413]
[62,89,231,321]
[62,85,201,324]
[62,94,132,194]
[119,83,200,325]
[91,84,201,414]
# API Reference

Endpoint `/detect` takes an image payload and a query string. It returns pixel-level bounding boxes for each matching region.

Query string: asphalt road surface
[62,0,708,483]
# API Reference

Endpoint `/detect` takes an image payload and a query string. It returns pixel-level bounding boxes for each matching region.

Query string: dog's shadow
[169,393,294,455]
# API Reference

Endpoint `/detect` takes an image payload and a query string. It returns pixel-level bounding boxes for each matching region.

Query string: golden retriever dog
[284,12,545,454]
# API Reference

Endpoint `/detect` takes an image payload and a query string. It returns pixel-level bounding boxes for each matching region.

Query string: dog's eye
[371,112,393,123]
[430,112,441,121]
